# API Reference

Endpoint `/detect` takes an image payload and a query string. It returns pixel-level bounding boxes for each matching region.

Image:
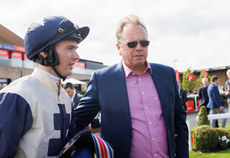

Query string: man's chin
[63,71,72,77]
[134,60,146,66]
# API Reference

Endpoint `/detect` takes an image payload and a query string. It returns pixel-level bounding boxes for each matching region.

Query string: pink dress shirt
[123,62,169,158]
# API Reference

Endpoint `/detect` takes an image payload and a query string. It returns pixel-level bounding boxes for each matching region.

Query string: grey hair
[226,69,230,75]
[116,15,147,41]
[202,78,208,83]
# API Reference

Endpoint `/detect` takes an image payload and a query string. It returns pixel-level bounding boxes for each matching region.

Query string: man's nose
[135,42,143,50]
[73,51,80,61]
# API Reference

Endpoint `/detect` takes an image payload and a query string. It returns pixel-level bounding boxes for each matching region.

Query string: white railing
[187,91,226,112]
[186,121,193,151]
[187,94,199,111]
[196,113,230,121]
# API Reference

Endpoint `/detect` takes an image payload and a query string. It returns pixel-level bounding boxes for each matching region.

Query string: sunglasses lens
[127,41,138,48]
[140,40,150,47]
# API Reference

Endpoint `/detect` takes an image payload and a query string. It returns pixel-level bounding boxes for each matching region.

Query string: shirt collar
[212,82,218,86]
[122,61,152,78]
[37,67,61,84]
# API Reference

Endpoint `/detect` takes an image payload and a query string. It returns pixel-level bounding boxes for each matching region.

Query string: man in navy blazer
[74,15,188,158]
[207,76,227,128]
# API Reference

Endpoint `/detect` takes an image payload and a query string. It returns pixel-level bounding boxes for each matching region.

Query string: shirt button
[142,92,144,95]
[145,107,148,110]
[154,153,157,157]
[152,138,155,141]
[139,78,141,81]
[149,122,152,125]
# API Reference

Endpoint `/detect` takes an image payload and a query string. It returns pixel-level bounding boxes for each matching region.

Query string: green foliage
[214,128,230,149]
[191,123,230,156]
[196,71,211,87]
[220,93,227,100]
[78,91,86,96]
[228,132,230,147]
[182,68,195,93]
[189,148,230,157]
[187,97,195,101]
[197,106,210,126]
[194,125,219,151]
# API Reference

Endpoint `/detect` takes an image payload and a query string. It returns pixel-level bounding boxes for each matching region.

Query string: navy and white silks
[0,67,76,158]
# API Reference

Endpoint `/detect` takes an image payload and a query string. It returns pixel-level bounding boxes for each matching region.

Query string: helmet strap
[34,46,66,80]
[51,65,66,81]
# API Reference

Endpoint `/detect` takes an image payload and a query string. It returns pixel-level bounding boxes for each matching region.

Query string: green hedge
[214,128,230,149]
[194,125,219,151]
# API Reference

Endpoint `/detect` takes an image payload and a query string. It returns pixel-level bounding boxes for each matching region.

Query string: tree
[182,68,195,93]
[197,71,211,87]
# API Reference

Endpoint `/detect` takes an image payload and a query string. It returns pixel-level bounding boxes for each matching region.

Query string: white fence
[187,91,226,112]
[196,113,230,121]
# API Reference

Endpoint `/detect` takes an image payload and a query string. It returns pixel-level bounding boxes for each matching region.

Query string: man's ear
[40,51,47,58]
[116,43,122,56]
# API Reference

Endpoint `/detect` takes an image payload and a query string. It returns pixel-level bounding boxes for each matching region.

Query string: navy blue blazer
[207,82,223,109]
[74,62,188,158]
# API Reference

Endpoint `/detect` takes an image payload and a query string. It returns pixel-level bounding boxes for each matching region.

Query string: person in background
[199,78,219,127]
[64,82,81,109]
[225,69,230,112]
[74,15,188,158]
[198,78,210,114]
[178,82,188,111]
[0,16,89,157]
[207,76,227,128]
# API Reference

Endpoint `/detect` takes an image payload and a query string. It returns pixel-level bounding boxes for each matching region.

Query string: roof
[192,65,230,74]
[0,24,24,46]
[179,65,230,74]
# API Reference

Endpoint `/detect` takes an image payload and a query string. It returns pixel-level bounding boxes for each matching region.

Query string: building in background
[0,24,107,91]
[178,66,230,93]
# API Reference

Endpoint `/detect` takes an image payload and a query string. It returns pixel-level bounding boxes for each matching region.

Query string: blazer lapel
[112,62,132,128]
[150,64,169,125]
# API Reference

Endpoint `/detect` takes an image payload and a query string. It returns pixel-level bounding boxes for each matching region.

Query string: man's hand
[225,90,230,96]
[220,106,224,112]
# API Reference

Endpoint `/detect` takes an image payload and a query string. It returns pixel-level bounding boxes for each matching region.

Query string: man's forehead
[65,87,73,91]
[56,40,78,47]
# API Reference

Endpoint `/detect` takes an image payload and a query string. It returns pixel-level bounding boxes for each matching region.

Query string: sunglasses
[119,40,150,48]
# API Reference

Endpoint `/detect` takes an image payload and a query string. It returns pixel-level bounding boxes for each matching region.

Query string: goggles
[119,40,150,48]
